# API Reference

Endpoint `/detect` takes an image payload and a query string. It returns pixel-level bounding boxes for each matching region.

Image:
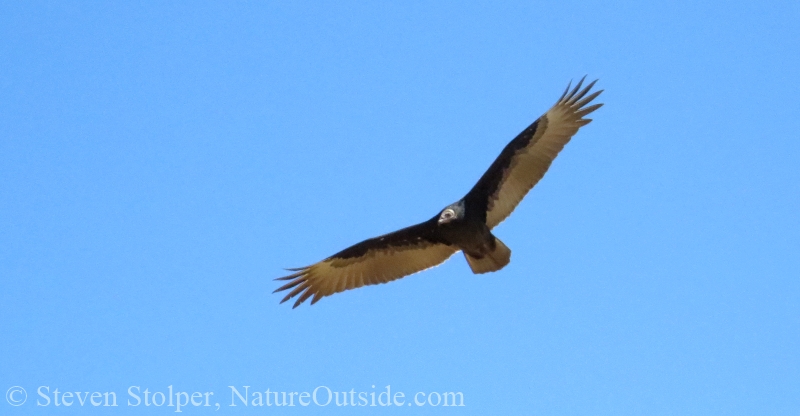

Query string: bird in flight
[275,77,603,308]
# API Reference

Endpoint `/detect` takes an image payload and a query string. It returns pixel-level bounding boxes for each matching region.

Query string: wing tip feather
[558,79,572,101]
[576,103,604,118]
[567,79,598,105]
[559,77,602,105]
[274,266,318,308]
[566,76,585,101]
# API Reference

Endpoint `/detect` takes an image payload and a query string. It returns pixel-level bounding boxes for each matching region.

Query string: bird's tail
[464,237,511,274]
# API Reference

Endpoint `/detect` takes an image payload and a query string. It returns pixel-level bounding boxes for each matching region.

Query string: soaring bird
[275,77,603,308]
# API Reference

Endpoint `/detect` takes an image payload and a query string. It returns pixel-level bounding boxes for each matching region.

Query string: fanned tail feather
[464,238,511,274]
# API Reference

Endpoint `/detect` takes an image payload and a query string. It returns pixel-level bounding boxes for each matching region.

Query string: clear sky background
[1,1,798,415]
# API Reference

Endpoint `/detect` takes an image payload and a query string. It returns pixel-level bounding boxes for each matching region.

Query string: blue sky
[1,1,798,414]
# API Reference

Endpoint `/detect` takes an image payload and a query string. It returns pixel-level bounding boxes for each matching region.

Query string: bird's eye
[440,209,456,222]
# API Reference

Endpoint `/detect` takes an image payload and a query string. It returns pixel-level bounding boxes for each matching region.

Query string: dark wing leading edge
[464,77,603,229]
[274,219,458,308]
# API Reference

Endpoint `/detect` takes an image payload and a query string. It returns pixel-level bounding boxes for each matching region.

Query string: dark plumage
[276,77,603,308]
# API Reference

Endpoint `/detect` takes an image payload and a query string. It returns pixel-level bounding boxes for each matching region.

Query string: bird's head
[438,201,465,225]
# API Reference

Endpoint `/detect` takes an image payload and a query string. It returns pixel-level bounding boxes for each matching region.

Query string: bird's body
[276,78,603,308]
[436,200,510,273]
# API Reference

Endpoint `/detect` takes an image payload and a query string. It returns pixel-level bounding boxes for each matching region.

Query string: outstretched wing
[465,77,603,229]
[275,219,458,308]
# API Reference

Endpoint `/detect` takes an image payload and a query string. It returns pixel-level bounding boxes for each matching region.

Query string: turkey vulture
[275,77,603,308]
